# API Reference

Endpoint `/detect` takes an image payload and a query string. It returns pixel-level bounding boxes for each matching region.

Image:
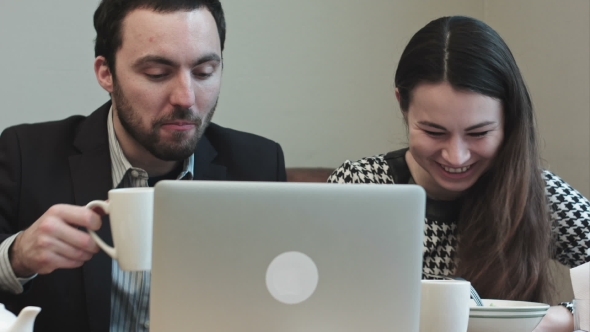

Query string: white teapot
[0,304,40,332]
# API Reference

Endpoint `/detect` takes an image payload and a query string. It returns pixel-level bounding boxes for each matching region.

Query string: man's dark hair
[94,0,225,75]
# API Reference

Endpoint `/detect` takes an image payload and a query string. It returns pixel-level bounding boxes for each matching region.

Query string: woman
[328,16,589,331]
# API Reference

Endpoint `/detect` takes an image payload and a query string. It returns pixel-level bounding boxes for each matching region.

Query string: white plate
[470,299,550,312]
[468,315,544,332]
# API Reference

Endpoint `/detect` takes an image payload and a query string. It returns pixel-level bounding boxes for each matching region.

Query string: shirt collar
[107,106,194,188]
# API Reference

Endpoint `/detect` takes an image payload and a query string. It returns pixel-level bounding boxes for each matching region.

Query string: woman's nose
[441,137,470,166]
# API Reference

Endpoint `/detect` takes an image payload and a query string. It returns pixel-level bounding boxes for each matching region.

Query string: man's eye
[146,73,167,79]
[468,131,489,137]
[424,130,445,137]
[194,71,213,79]
[193,64,217,79]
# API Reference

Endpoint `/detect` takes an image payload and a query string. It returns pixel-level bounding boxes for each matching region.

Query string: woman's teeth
[443,165,470,173]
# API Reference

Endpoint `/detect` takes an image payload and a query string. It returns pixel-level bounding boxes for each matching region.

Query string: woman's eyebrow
[417,120,498,131]
[465,121,496,131]
[418,121,446,130]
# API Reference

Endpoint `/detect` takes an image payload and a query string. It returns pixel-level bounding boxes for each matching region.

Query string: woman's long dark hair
[395,16,553,302]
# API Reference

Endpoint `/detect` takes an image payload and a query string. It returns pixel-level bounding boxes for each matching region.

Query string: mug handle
[85,200,117,260]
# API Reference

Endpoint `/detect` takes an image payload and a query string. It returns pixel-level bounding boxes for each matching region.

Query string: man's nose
[169,72,196,109]
[441,137,470,166]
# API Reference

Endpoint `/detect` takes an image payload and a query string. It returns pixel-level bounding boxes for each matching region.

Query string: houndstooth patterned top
[327,149,590,303]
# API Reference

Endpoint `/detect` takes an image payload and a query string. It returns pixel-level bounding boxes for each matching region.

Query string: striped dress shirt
[0,107,194,332]
[107,108,194,331]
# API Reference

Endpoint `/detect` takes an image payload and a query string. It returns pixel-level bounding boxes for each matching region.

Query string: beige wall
[0,0,104,125]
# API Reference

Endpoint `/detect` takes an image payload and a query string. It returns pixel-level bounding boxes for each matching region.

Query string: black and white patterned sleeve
[544,170,590,267]
[327,160,356,183]
[327,155,394,184]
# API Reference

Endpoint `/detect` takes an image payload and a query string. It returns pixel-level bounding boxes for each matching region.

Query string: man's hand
[532,305,574,332]
[9,204,102,276]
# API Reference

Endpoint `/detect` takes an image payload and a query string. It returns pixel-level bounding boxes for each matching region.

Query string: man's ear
[395,88,401,104]
[94,56,114,93]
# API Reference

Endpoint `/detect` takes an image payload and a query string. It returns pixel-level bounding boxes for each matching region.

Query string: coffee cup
[574,298,589,331]
[419,279,471,332]
[86,187,154,271]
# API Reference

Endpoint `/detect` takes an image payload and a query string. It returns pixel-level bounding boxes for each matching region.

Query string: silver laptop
[150,181,425,331]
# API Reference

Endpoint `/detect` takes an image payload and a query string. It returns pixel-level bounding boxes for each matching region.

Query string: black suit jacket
[0,102,286,332]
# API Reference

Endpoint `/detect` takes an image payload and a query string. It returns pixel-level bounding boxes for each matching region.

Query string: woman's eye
[468,131,489,137]
[424,130,445,137]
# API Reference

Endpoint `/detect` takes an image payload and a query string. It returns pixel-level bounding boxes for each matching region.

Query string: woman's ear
[402,110,408,123]
[94,56,114,93]
[395,88,408,121]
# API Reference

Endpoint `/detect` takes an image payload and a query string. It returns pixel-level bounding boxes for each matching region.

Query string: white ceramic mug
[419,279,471,332]
[573,299,589,331]
[86,187,154,271]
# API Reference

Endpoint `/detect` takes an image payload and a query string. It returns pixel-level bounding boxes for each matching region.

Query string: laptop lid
[150,181,425,331]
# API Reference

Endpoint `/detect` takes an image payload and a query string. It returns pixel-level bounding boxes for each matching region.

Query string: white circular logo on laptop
[266,251,319,304]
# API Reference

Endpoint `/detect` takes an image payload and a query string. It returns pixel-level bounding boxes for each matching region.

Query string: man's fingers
[11,204,103,276]
[45,220,100,253]
[49,239,96,262]
[35,251,86,275]
[46,204,102,231]
[88,205,107,217]
[35,232,98,260]
[23,236,95,273]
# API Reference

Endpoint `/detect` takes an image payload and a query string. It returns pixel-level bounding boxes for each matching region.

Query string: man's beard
[112,81,216,161]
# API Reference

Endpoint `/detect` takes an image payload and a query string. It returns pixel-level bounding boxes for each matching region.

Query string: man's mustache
[156,108,202,127]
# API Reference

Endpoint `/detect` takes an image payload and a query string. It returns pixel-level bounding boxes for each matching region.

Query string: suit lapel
[69,102,113,332]
[192,134,227,180]
[67,107,227,331]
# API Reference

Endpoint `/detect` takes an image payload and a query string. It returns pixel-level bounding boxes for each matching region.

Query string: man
[0,1,286,331]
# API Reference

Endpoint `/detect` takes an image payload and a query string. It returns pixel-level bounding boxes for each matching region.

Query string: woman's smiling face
[401,82,504,200]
